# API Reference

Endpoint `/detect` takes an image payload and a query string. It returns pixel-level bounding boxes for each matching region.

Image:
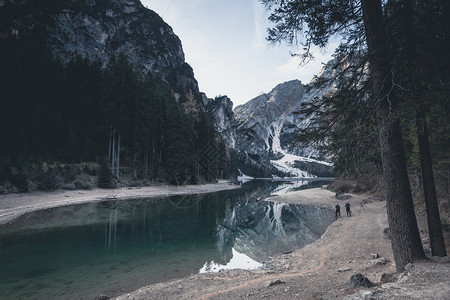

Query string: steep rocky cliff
[202,94,237,149]
[0,0,198,96]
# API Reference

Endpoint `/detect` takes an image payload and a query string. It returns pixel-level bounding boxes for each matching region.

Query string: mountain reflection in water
[214,196,334,268]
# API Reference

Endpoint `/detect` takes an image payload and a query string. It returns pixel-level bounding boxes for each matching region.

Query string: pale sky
[142,0,338,107]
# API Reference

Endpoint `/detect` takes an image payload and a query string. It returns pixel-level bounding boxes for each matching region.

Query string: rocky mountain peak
[234,79,304,122]
[1,0,186,79]
[209,71,334,178]
[203,94,237,149]
[1,0,205,113]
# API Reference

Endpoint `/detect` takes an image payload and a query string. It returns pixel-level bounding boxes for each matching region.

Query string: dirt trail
[115,188,450,300]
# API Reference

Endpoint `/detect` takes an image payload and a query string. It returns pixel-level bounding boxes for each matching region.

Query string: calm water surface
[0,179,333,299]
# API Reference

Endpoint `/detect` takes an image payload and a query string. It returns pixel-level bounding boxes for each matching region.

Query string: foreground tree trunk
[403,0,447,257]
[361,0,425,271]
[416,108,447,256]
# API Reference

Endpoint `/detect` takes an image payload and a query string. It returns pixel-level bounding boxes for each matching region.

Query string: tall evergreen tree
[261,0,429,270]
[395,0,447,257]
[361,0,425,268]
[97,156,113,188]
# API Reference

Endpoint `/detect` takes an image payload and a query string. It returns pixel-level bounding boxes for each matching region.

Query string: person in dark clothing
[335,204,341,218]
[345,203,352,217]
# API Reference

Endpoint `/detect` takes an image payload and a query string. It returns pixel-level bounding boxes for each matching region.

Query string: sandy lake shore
[0,182,239,226]
[1,185,449,299]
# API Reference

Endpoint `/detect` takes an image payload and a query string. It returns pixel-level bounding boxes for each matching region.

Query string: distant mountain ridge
[206,73,336,178]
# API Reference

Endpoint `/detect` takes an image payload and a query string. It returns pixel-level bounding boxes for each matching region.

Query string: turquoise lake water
[0,179,333,299]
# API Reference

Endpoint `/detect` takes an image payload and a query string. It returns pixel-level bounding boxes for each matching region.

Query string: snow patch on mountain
[206,64,338,179]
[232,79,333,178]
[237,170,254,183]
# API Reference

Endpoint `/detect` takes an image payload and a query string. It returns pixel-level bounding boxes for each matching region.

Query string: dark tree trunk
[116,134,120,179]
[111,130,116,175]
[361,0,425,271]
[108,126,112,162]
[416,108,447,257]
[144,129,149,177]
[403,0,447,257]
[133,151,137,178]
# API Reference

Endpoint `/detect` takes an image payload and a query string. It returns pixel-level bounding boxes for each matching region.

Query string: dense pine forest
[0,30,234,191]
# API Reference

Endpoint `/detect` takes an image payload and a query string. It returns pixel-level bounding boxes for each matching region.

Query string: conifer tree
[395,0,447,257]
[97,156,113,188]
[260,0,432,270]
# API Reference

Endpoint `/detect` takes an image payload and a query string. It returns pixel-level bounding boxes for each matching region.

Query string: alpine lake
[0,179,334,299]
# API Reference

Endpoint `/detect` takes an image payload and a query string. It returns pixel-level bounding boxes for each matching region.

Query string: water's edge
[0,180,335,299]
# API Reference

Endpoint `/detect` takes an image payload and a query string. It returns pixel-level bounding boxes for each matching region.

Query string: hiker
[335,204,341,218]
[345,202,352,217]
[360,201,365,212]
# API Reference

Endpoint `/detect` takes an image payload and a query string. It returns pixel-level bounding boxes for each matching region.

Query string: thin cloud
[251,0,267,49]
